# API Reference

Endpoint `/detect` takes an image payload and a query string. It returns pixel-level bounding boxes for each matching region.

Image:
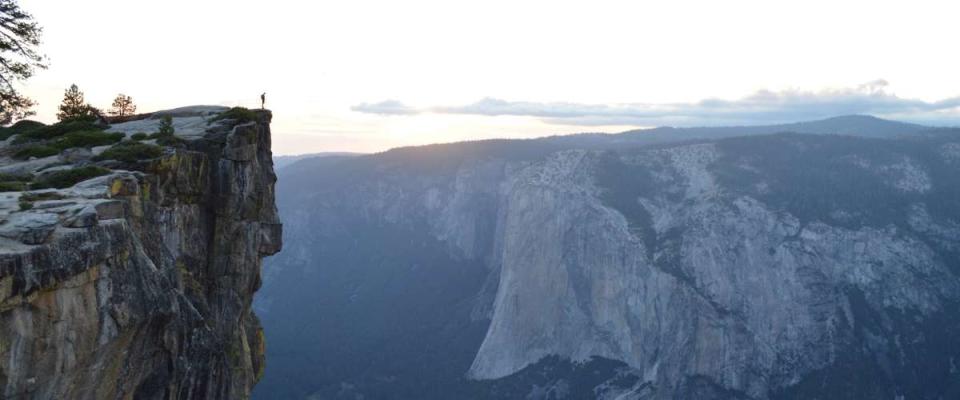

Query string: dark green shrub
[8,119,46,132]
[155,135,187,147]
[94,141,163,163]
[52,130,124,149]
[0,120,46,140]
[13,130,123,159]
[30,166,111,189]
[130,132,148,141]
[18,200,33,210]
[0,172,33,191]
[12,119,103,144]
[58,112,101,125]
[209,107,257,125]
[0,181,27,192]
[14,145,60,159]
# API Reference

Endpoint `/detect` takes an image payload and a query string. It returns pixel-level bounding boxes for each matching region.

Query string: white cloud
[350,100,421,115]
[353,81,960,126]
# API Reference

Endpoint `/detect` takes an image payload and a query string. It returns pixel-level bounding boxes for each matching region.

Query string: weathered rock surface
[0,108,281,399]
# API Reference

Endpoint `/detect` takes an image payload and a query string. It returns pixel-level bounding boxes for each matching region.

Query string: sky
[15,0,960,155]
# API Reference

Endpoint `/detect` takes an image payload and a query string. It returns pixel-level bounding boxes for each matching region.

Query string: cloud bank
[352,80,960,126]
[350,100,421,116]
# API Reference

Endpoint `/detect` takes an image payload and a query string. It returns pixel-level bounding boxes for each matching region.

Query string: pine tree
[0,0,47,125]
[157,115,174,136]
[109,94,136,117]
[56,84,98,121]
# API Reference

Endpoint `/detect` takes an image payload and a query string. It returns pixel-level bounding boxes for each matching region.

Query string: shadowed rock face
[0,109,281,399]
[256,127,960,399]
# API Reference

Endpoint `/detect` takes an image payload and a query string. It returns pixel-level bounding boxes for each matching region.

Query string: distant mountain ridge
[273,152,361,169]
[547,114,933,149]
[630,114,928,136]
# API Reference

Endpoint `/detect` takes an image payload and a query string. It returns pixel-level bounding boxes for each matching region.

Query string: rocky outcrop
[0,107,281,399]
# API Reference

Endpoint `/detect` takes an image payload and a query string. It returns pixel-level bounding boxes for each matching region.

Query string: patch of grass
[209,107,257,125]
[18,191,65,210]
[20,191,65,202]
[94,141,163,163]
[0,173,34,182]
[14,145,60,160]
[0,172,33,192]
[130,132,148,141]
[51,130,124,150]
[12,119,103,144]
[0,181,27,192]
[30,166,111,190]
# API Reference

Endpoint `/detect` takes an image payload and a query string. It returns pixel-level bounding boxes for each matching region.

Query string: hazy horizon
[4,1,960,398]
[16,0,960,155]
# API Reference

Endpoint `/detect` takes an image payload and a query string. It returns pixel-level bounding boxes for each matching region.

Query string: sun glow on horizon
[15,0,960,154]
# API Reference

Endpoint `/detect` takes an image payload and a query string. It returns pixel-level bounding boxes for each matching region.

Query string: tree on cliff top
[0,0,46,125]
[56,84,99,121]
[109,93,136,117]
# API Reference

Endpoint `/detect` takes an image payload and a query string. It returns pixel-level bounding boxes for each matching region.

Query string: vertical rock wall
[0,110,281,399]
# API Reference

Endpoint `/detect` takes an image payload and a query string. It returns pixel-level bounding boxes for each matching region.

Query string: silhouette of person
[261,92,266,109]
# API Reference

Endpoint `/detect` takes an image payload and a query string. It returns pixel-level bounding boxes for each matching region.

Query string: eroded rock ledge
[0,106,282,399]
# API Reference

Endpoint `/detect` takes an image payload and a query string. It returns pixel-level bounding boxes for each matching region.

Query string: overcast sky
[16,0,960,154]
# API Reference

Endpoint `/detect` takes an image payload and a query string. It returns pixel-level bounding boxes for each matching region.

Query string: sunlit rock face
[257,122,960,399]
[0,108,281,400]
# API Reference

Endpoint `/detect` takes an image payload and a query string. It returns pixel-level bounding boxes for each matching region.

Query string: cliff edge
[0,106,282,399]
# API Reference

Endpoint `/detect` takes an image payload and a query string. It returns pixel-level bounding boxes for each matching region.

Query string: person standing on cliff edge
[261,92,266,109]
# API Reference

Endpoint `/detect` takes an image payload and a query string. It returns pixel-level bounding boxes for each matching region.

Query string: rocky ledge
[0,106,282,399]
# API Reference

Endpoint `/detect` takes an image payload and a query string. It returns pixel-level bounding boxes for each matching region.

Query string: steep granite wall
[256,130,960,399]
[0,107,281,399]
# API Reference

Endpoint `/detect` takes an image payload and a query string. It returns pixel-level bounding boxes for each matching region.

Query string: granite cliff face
[0,106,281,399]
[467,139,960,398]
[256,119,960,399]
